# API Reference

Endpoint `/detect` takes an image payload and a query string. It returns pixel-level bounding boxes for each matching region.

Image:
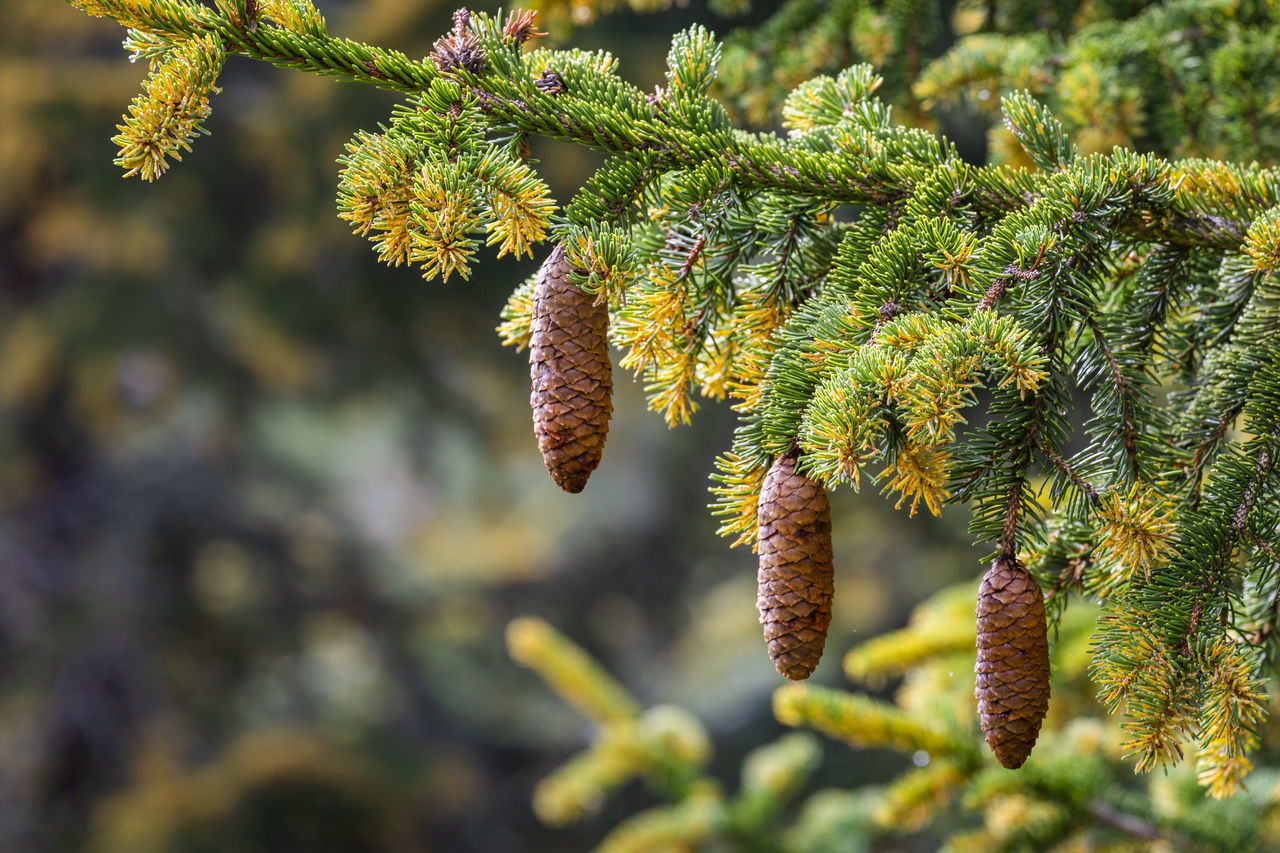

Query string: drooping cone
[974,555,1050,769]
[756,453,835,680]
[529,244,613,493]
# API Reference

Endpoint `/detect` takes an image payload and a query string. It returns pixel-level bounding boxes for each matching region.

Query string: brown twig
[1035,440,1101,505]
[1086,798,1200,850]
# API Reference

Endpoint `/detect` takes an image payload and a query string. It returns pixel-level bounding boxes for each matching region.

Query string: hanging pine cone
[756,453,835,680]
[529,244,613,493]
[974,554,1051,769]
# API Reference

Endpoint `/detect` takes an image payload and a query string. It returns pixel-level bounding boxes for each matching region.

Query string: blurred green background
[3,2,984,850]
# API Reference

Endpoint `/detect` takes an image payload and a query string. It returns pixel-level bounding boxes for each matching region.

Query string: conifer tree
[63,0,1280,838]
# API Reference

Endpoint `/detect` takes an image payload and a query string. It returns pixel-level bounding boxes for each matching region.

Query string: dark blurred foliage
[5,2,984,851]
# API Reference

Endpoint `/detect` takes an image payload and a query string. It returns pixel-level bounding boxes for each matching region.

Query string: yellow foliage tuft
[880,444,951,517]
[708,451,769,550]
[1196,637,1266,798]
[1092,483,1177,594]
[259,0,326,34]
[112,33,224,181]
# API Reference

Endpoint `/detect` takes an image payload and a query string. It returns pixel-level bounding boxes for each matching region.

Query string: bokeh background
[3,2,985,850]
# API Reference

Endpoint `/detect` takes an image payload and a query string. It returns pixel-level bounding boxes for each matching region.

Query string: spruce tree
[63,0,1280,847]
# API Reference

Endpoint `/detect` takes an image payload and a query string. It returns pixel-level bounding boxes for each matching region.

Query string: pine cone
[529,244,613,493]
[757,453,835,680]
[974,555,1051,769]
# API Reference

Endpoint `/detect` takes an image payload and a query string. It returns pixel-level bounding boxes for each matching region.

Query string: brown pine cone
[974,555,1051,769]
[756,453,835,680]
[529,244,613,493]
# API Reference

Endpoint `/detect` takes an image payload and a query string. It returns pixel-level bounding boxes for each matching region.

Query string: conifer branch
[1119,211,1248,252]
[1182,433,1279,654]
[68,1,1272,251]
[1001,764,1209,850]
[773,684,983,765]
[75,0,433,91]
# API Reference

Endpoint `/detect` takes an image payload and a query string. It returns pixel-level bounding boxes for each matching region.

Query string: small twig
[677,235,706,281]
[977,253,1045,312]
[1002,476,1024,558]
[998,390,1050,556]
[1049,544,1092,597]
[1035,440,1101,506]
[1086,798,1199,850]
[975,277,1007,312]
[1247,529,1280,565]
[870,299,901,343]
[1231,447,1270,536]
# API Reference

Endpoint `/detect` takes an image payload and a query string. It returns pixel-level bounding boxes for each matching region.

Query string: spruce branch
[971,757,1218,850]
[1002,767,1213,851]
[874,761,967,832]
[1181,432,1280,655]
[594,786,722,853]
[74,0,433,89]
[70,1,1276,252]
